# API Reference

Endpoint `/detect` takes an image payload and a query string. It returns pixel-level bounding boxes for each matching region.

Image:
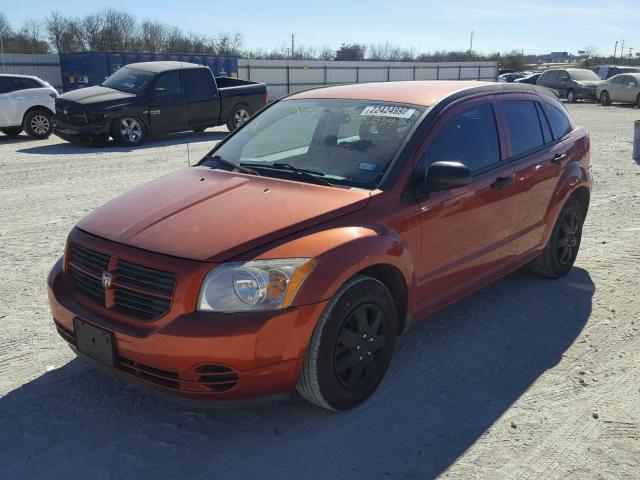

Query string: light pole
[0,33,5,72]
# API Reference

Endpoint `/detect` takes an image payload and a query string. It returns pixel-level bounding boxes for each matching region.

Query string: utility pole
[621,39,625,61]
[614,41,618,59]
[291,34,295,59]
[629,47,634,59]
[469,31,474,53]
[0,33,4,72]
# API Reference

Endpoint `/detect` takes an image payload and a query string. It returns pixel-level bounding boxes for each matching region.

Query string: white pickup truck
[0,74,58,139]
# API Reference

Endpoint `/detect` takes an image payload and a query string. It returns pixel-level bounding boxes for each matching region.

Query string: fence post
[413,66,416,80]
[477,65,481,80]
[458,66,462,80]
[247,64,251,81]
[436,65,440,80]
[387,65,391,82]
[286,65,290,94]
[356,66,359,83]
[324,65,327,85]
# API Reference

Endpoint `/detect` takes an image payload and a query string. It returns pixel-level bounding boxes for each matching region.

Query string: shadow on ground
[0,268,594,480]
[15,130,227,155]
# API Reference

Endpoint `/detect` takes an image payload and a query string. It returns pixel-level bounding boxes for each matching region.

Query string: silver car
[597,73,640,107]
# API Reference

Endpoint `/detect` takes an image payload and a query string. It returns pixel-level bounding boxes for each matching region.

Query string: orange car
[48,81,592,410]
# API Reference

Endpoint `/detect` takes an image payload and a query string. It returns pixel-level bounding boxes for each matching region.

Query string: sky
[1,0,638,56]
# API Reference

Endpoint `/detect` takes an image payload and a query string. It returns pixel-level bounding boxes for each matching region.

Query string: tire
[226,104,252,131]
[600,91,611,106]
[566,89,577,103]
[1,127,23,136]
[636,93,640,109]
[112,117,146,146]
[297,275,397,411]
[24,109,53,139]
[530,198,584,279]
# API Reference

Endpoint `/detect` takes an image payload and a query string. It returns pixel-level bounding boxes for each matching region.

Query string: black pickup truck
[53,61,267,146]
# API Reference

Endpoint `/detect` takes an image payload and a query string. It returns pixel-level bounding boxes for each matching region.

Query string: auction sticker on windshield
[361,105,416,119]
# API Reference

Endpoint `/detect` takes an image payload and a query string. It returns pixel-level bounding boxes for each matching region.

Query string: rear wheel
[24,109,53,139]
[566,89,577,103]
[112,117,146,146]
[1,126,23,136]
[636,93,640,108]
[226,105,252,131]
[600,91,611,106]
[530,198,584,278]
[297,275,397,411]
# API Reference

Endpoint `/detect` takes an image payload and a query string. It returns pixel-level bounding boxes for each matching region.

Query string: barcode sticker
[361,105,416,119]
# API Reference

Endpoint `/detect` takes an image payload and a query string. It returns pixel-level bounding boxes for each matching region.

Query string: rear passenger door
[414,96,517,312]
[607,75,626,102]
[183,69,220,129]
[0,77,22,127]
[497,95,569,256]
[622,76,639,103]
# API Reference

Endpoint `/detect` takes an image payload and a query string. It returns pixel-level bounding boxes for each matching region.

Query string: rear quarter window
[545,104,573,139]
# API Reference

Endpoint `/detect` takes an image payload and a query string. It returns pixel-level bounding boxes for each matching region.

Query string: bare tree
[139,20,168,54]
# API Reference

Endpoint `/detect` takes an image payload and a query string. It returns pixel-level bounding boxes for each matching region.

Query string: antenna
[180,62,191,166]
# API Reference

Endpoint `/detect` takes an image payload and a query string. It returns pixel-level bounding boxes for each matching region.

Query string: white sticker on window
[361,105,416,119]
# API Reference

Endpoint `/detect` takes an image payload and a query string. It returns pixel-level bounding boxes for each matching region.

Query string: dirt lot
[1,104,639,479]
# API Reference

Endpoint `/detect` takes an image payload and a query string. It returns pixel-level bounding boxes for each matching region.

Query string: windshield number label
[358,162,378,171]
[361,105,416,119]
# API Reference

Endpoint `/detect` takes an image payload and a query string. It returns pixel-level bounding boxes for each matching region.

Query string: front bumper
[48,255,328,402]
[575,87,597,100]
[52,116,110,144]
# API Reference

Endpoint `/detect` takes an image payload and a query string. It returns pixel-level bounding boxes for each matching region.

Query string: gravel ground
[0,104,638,479]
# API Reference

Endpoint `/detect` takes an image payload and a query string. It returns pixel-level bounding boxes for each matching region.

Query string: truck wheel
[226,105,252,131]
[297,275,397,411]
[112,117,146,147]
[530,198,584,279]
[1,127,23,136]
[24,109,53,139]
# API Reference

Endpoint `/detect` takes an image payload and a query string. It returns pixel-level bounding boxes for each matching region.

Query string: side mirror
[152,87,168,97]
[415,161,472,196]
[560,76,570,82]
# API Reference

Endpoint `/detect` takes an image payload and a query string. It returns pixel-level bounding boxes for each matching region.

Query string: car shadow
[0,267,593,480]
[0,133,35,144]
[16,130,228,155]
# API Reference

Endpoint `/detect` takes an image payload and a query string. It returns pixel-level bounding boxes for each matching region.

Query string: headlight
[198,259,317,312]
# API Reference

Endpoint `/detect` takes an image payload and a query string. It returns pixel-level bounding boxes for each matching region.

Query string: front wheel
[112,117,146,146]
[566,89,577,103]
[297,275,397,411]
[600,91,611,106]
[226,105,252,131]
[530,198,584,278]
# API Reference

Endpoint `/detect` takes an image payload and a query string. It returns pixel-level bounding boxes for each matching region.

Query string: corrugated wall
[239,59,499,99]
[0,53,62,90]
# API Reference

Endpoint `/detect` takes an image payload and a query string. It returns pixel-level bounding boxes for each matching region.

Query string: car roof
[0,73,40,80]
[123,61,204,73]
[287,81,552,107]
[611,72,640,79]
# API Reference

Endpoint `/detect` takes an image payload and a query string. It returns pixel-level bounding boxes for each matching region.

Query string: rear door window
[545,104,573,139]
[535,103,553,144]
[0,77,17,93]
[624,76,638,86]
[183,69,215,102]
[501,100,544,156]
[420,103,501,174]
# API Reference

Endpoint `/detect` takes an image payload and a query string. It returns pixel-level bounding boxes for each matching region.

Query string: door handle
[551,153,567,165]
[490,176,513,190]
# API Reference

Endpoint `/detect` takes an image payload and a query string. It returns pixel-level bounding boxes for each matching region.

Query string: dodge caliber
[48,81,592,410]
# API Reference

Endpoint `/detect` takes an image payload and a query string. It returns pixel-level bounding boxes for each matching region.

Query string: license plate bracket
[74,318,116,368]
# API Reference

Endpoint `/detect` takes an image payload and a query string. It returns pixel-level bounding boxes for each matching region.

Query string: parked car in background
[515,72,542,84]
[597,73,640,107]
[592,65,640,80]
[48,80,592,410]
[499,72,523,83]
[536,68,602,102]
[53,61,268,146]
[0,74,57,139]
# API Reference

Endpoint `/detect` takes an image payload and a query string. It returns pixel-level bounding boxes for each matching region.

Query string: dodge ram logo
[102,271,113,289]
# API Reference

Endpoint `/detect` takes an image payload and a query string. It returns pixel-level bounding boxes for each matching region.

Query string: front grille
[55,99,87,126]
[67,243,177,322]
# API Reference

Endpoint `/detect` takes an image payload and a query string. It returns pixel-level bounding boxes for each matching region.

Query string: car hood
[59,86,136,105]
[77,167,371,262]
[576,81,602,88]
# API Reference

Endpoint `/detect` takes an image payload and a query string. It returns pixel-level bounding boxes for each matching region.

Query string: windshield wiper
[239,162,333,186]
[209,155,260,176]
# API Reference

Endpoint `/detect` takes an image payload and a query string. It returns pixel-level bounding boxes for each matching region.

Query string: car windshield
[202,99,424,189]
[569,70,600,81]
[101,66,155,93]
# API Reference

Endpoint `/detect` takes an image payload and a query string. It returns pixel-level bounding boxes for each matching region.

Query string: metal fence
[239,59,498,99]
[0,53,63,90]
[0,54,498,97]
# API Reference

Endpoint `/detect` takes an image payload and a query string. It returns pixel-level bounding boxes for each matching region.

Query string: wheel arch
[22,105,54,125]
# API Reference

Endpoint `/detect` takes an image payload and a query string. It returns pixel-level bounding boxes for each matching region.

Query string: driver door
[413,97,516,314]
[147,70,185,135]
